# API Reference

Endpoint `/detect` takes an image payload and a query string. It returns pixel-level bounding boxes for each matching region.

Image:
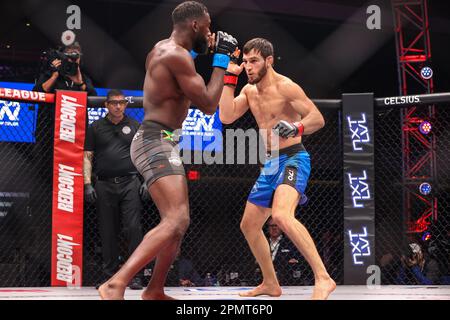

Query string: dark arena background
[0,0,449,301]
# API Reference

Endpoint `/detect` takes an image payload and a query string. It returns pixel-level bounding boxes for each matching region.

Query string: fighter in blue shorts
[248,143,310,208]
[219,38,336,300]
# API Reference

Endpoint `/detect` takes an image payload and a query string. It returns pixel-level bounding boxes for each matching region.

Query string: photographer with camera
[33,42,96,95]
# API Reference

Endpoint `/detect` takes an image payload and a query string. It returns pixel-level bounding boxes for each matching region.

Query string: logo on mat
[122,126,131,135]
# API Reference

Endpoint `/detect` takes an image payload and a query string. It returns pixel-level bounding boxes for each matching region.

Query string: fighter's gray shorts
[130,120,185,187]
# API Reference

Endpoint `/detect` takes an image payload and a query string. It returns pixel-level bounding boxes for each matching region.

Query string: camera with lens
[41,47,79,77]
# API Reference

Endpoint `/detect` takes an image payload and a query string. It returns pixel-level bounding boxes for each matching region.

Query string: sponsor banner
[86,105,223,152]
[343,93,376,284]
[51,90,86,286]
[0,82,40,143]
[0,84,224,151]
[180,107,223,151]
[0,100,37,143]
[0,87,55,103]
[383,95,420,106]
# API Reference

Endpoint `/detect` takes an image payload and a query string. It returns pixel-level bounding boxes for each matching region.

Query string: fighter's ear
[266,55,274,67]
[191,20,199,33]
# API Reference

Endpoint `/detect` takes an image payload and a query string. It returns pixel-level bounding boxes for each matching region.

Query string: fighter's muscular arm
[168,48,225,115]
[219,84,250,124]
[281,81,325,135]
[218,61,249,124]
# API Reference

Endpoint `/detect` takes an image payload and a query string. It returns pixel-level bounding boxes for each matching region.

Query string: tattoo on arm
[83,151,94,184]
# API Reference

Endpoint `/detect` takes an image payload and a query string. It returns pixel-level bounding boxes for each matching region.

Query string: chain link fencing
[81,107,343,287]
[0,98,448,287]
[0,102,55,286]
[375,105,450,285]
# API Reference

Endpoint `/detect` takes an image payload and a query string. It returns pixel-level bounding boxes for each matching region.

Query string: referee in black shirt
[84,89,146,290]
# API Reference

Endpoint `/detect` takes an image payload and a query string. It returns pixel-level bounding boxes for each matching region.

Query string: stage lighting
[420,66,433,80]
[419,182,431,195]
[187,170,200,181]
[422,232,431,242]
[419,121,432,135]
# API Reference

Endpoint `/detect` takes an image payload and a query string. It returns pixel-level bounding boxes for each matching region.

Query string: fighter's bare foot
[311,277,336,300]
[239,284,282,297]
[98,281,127,300]
[141,290,176,300]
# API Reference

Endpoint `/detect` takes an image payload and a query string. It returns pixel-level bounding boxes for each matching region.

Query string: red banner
[51,90,87,287]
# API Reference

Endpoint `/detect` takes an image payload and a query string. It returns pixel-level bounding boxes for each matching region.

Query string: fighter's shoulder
[276,75,305,98]
[240,84,254,96]
[162,42,191,61]
[277,75,301,90]
[147,41,191,66]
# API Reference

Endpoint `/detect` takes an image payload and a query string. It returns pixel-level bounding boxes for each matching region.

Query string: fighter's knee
[270,212,289,228]
[165,214,190,239]
[240,218,255,235]
[177,214,190,234]
[240,220,248,234]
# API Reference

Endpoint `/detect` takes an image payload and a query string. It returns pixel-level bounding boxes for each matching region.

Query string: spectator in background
[426,221,450,284]
[254,217,304,286]
[84,89,148,290]
[396,242,441,285]
[379,251,401,284]
[165,248,204,287]
[320,230,340,282]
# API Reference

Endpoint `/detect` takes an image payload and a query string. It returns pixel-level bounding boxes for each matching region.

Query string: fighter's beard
[248,65,268,84]
[193,35,209,55]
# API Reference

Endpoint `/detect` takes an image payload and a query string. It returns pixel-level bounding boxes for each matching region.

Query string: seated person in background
[379,251,402,285]
[165,248,204,287]
[396,242,441,285]
[254,217,304,286]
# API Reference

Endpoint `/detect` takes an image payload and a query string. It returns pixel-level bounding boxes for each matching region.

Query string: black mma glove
[212,31,238,69]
